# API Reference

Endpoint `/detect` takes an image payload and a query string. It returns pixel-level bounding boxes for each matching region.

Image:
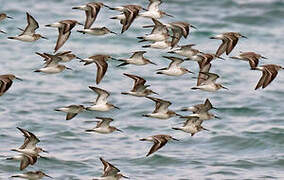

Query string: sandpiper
[181,98,216,113]
[36,51,77,63]
[11,171,52,179]
[192,72,228,92]
[230,51,267,69]
[210,32,247,57]
[122,73,158,97]
[55,105,85,120]
[138,18,169,42]
[190,53,224,69]
[108,5,144,33]
[34,55,72,74]
[142,40,172,49]
[172,117,208,136]
[86,86,119,111]
[8,12,47,42]
[251,64,283,90]
[45,20,82,52]
[78,54,116,84]
[72,2,107,29]
[0,13,13,21]
[140,134,179,157]
[85,117,123,134]
[0,13,13,34]
[117,51,156,67]
[168,44,200,59]
[77,27,117,36]
[7,153,37,171]
[139,0,173,19]
[0,74,22,96]
[92,157,129,180]
[16,127,40,150]
[143,97,180,119]
[181,111,220,121]
[156,56,193,76]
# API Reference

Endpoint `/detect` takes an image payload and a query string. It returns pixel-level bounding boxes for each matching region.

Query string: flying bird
[0,74,22,96]
[230,51,267,69]
[8,12,47,42]
[117,51,156,67]
[55,105,85,120]
[140,134,178,157]
[85,117,123,134]
[156,56,193,76]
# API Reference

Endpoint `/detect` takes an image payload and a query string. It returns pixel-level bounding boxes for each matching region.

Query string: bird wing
[66,113,78,120]
[164,56,183,68]
[21,12,39,35]
[124,73,146,92]
[93,58,108,84]
[84,3,102,29]
[170,27,182,48]
[146,136,167,157]
[197,63,211,86]
[121,7,139,33]
[226,35,238,55]
[262,66,278,89]
[216,38,228,57]
[147,97,171,113]
[54,27,71,53]
[130,51,146,59]
[96,117,113,128]
[89,86,109,105]
[100,157,120,177]
[148,0,161,11]
[0,78,13,96]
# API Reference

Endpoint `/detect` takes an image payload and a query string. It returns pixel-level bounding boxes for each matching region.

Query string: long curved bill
[15,77,23,81]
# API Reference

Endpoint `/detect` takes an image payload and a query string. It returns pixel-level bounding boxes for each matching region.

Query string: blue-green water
[1,0,284,179]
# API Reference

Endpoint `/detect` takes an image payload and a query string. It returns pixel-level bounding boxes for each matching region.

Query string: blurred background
[0,0,284,179]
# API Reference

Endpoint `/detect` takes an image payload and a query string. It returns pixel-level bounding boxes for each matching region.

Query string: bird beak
[190,25,197,29]
[122,175,129,179]
[103,4,112,9]
[217,56,225,60]
[110,57,118,60]
[212,106,218,110]
[116,128,123,133]
[42,149,49,153]
[172,137,179,141]
[241,35,248,39]
[44,173,53,178]
[110,31,117,35]
[165,13,174,18]
[7,16,13,19]
[149,61,157,65]
[185,69,194,74]
[142,7,148,11]
[261,56,267,59]
[41,36,48,40]
[214,116,221,119]
[77,22,84,26]
[0,30,6,34]
[75,56,84,61]
[114,105,120,110]
[152,91,159,95]
[221,85,229,90]
[15,77,23,81]
[66,67,73,71]
[175,113,182,117]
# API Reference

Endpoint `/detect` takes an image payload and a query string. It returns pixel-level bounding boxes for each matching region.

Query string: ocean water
[0,0,284,179]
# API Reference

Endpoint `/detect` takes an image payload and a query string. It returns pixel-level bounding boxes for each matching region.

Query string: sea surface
[0,0,284,179]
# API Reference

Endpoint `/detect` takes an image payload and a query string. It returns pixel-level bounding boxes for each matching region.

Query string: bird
[143,97,180,119]
[181,98,216,113]
[139,0,174,19]
[156,56,193,76]
[0,13,13,34]
[36,51,77,63]
[77,27,117,36]
[0,13,13,22]
[251,64,283,90]
[117,51,156,67]
[85,117,123,134]
[55,105,85,120]
[210,32,247,57]
[108,5,144,33]
[45,20,82,52]
[166,21,197,47]
[11,171,52,179]
[137,18,169,43]
[230,51,267,69]
[121,73,158,97]
[180,111,220,121]
[86,86,119,111]
[34,54,73,74]
[168,44,200,59]
[8,12,47,42]
[172,117,208,136]
[191,72,228,92]
[92,157,129,180]
[142,40,172,49]
[16,127,40,150]
[0,74,22,96]
[78,54,116,84]
[140,134,179,157]
[72,2,108,29]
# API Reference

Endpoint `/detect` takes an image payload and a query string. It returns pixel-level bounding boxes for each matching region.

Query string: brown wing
[121,8,139,33]
[146,137,167,157]
[170,28,182,48]
[54,27,71,52]
[66,113,77,120]
[255,70,268,90]
[84,3,102,29]
[197,63,211,86]
[94,58,108,84]
[262,66,278,89]
[123,73,146,92]
[100,157,120,177]
[21,12,39,35]
[0,78,13,96]
[226,36,238,55]
[247,56,259,69]
[216,39,228,57]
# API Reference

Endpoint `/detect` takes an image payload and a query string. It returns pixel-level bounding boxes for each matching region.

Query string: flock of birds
[0,0,283,179]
